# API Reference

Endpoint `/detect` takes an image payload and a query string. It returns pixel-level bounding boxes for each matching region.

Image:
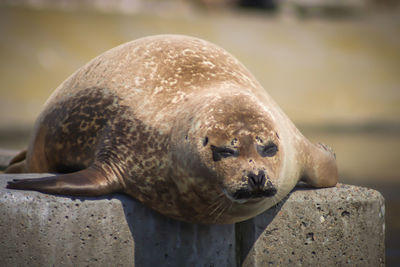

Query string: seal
[5,35,338,224]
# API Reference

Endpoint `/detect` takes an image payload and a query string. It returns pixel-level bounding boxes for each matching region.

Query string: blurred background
[0,0,399,265]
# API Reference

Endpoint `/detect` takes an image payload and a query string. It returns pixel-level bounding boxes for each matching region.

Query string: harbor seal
[5,35,338,224]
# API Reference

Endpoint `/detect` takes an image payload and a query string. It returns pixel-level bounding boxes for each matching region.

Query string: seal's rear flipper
[6,166,121,196]
[4,149,27,173]
[8,149,27,166]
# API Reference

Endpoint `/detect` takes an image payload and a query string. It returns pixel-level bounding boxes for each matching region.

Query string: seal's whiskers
[208,193,225,216]
[214,200,232,223]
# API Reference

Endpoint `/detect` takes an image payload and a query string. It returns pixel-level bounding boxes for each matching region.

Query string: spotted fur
[6,35,338,224]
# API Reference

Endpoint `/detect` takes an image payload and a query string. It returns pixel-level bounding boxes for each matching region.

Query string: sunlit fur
[6,35,338,224]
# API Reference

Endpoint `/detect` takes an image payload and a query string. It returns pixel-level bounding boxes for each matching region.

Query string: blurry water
[0,5,399,265]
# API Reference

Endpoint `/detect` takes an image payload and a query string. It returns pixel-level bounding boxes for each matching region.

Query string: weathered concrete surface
[0,174,236,267]
[237,183,385,266]
[0,174,385,266]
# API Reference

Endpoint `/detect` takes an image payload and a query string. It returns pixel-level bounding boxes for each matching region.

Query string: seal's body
[6,35,338,224]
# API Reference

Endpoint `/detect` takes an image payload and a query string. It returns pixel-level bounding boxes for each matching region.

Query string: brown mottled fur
[6,35,338,224]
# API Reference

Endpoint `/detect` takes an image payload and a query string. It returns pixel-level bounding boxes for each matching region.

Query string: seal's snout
[231,171,277,201]
[247,170,277,197]
[248,170,266,190]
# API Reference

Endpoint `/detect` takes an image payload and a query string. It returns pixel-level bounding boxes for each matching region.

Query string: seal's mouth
[232,186,277,200]
[223,185,277,204]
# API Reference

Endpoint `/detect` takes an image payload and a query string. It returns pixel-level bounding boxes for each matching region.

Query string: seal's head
[200,94,282,197]
[172,91,286,223]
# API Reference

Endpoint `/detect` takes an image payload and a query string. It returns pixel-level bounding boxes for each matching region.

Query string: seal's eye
[203,137,209,146]
[257,142,278,157]
[211,145,239,161]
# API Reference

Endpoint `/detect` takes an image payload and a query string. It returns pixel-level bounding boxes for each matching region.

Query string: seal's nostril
[248,171,266,188]
[236,171,277,200]
[248,172,257,188]
[257,170,266,185]
[259,173,266,187]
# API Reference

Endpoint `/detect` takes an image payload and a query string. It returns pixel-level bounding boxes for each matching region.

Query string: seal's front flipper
[301,142,338,188]
[6,166,121,196]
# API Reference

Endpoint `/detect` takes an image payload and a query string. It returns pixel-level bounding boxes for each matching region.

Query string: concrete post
[236,184,385,266]
[0,174,236,266]
[0,174,384,266]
